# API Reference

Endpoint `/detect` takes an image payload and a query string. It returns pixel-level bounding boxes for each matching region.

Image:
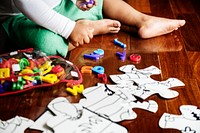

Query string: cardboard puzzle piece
[0,116,34,133]
[47,108,128,133]
[0,65,186,133]
[110,65,161,84]
[46,97,128,133]
[29,111,54,133]
[110,65,185,99]
[80,83,158,122]
[159,105,200,133]
[30,97,128,133]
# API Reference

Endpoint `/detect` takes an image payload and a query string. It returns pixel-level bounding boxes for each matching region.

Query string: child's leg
[102,0,186,38]
[2,15,69,57]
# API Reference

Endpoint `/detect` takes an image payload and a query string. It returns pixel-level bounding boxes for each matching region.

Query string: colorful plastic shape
[0,68,10,78]
[116,51,126,60]
[93,49,104,56]
[83,54,100,60]
[113,38,126,48]
[81,66,93,74]
[130,54,141,63]
[98,73,108,83]
[41,74,58,84]
[66,84,84,96]
[81,0,94,6]
[92,66,104,74]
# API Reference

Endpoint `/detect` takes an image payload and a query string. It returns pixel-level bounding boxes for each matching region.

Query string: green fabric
[2,0,103,57]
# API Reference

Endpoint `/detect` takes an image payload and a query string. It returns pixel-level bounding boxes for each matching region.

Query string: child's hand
[76,0,97,11]
[69,21,94,47]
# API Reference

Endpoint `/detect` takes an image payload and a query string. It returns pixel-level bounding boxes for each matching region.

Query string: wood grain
[0,0,199,133]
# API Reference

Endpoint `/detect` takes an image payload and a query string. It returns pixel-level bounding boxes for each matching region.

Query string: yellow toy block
[41,74,58,84]
[0,68,10,78]
[66,84,84,96]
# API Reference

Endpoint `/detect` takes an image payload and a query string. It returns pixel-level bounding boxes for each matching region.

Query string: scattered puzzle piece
[159,105,200,133]
[110,65,185,99]
[0,116,34,133]
[80,83,158,122]
[29,111,54,133]
[46,97,128,133]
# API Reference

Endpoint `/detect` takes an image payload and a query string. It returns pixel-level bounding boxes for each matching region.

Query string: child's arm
[13,0,75,40]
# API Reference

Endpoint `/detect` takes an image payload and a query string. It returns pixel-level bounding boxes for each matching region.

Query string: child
[0,0,185,57]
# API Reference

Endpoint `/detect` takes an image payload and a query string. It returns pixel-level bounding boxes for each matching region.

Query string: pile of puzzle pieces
[0,65,199,133]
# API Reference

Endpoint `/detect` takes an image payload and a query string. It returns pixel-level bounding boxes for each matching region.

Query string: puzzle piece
[159,105,200,133]
[29,111,54,133]
[80,83,158,122]
[110,65,185,99]
[46,97,128,133]
[0,116,34,133]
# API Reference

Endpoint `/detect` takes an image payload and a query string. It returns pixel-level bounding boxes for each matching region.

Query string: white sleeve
[13,0,76,39]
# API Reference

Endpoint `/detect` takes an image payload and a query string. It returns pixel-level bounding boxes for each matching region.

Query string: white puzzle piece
[0,116,34,133]
[110,65,161,84]
[159,105,200,133]
[46,97,128,133]
[110,65,185,99]
[0,65,186,133]
[80,83,158,122]
[47,109,128,133]
[29,111,54,133]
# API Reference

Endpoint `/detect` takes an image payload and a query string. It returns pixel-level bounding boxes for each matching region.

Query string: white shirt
[0,0,76,39]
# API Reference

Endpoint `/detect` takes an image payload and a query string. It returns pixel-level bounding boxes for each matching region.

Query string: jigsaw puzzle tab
[159,105,200,133]
[0,116,34,133]
[46,97,128,133]
[80,83,158,122]
[110,65,185,100]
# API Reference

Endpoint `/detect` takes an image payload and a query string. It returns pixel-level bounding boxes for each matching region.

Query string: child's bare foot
[77,19,121,35]
[138,16,186,38]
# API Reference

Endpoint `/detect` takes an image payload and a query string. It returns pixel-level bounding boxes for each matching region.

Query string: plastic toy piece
[0,68,10,78]
[130,54,141,62]
[20,69,35,81]
[83,54,100,60]
[51,65,64,77]
[12,77,26,90]
[19,58,30,70]
[41,74,58,84]
[83,49,104,61]
[81,66,93,74]
[93,49,104,56]
[116,51,126,61]
[0,58,2,64]
[98,73,108,83]
[66,84,84,96]
[81,0,94,6]
[12,64,21,72]
[39,61,52,75]
[113,39,126,48]
[0,49,83,96]
[0,81,11,93]
[92,66,104,74]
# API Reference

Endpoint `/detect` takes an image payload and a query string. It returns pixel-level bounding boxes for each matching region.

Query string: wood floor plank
[187,52,200,88]
[0,0,199,133]
[130,31,183,53]
[179,14,200,51]
[158,50,194,80]
[169,0,195,15]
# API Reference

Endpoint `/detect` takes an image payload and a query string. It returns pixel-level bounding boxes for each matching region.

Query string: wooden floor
[0,0,200,133]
